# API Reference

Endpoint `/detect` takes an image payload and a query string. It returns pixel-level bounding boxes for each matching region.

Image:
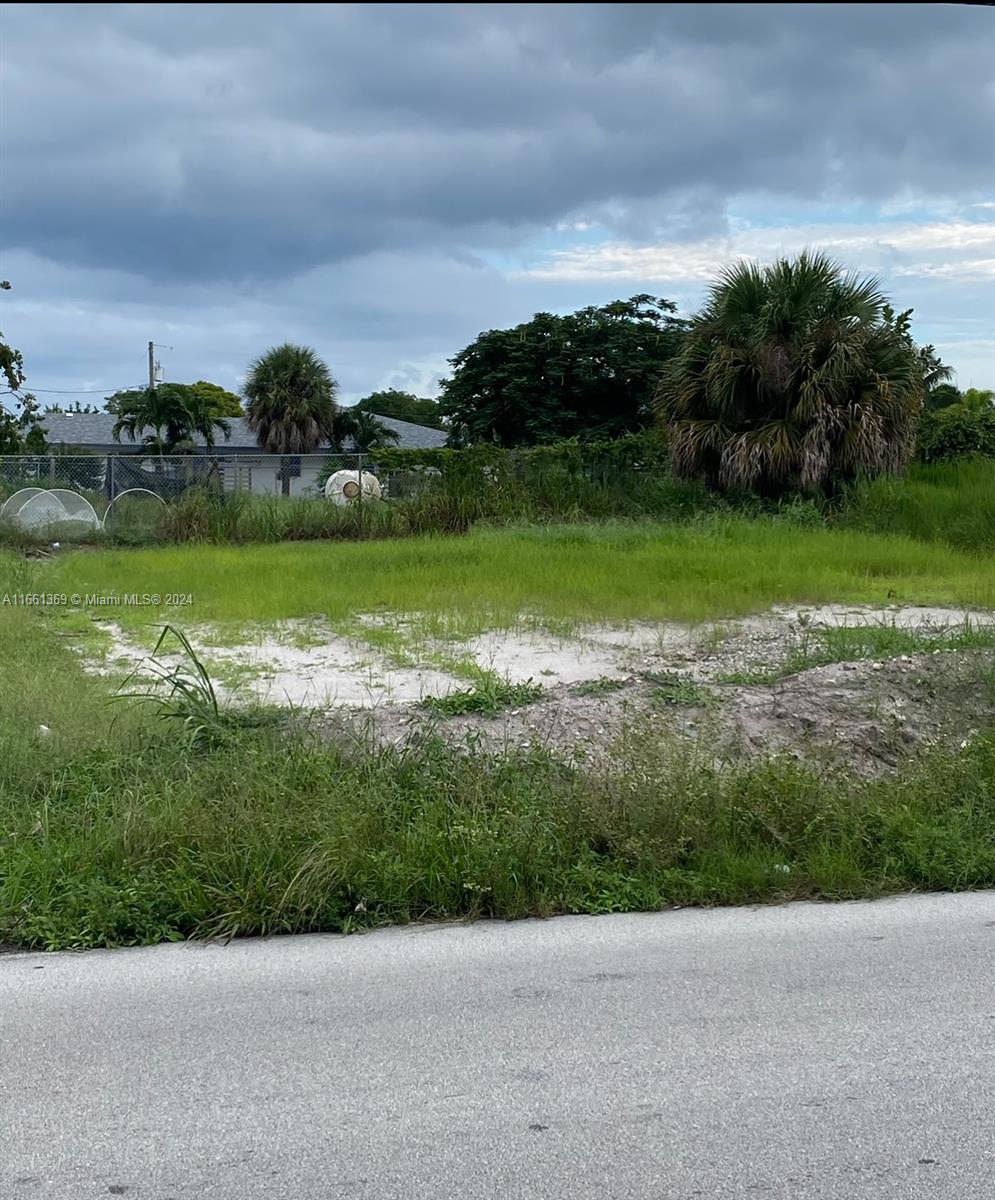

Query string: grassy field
[2,468,995,951]
[27,513,995,636]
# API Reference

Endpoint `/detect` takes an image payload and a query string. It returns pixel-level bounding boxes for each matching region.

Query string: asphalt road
[4,893,995,1199]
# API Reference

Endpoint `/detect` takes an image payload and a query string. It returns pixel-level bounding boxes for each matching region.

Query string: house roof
[39,411,448,452]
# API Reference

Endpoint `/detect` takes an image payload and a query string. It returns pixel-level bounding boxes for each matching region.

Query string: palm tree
[112,384,230,457]
[331,408,401,452]
[655,253,930,495]
[243,344,338,495]
[181,387,232,452]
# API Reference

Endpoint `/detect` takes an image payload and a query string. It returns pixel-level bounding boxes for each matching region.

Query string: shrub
[917,405,995,463]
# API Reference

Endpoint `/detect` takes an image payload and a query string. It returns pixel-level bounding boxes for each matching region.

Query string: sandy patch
[78,605,995,704]
[462,629,638,685]
[75,605,995,772]
[87,621,465,707]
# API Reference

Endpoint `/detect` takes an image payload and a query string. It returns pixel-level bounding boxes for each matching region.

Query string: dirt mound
[326,649,995,775]
[726,649,995,771]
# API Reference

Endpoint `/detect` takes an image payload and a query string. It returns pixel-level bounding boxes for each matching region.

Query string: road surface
[4,893,995,1199]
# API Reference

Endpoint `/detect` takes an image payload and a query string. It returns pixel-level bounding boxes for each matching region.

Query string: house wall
[220,457,326,496]
[2,452,350,501]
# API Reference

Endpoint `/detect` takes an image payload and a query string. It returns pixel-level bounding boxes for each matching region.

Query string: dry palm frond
[658,253,927,494]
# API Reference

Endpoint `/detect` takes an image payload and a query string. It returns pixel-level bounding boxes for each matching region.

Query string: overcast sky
[2,2,993,409]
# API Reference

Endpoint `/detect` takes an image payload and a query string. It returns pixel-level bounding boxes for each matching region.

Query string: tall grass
[38,515,995,630]
[3,460,992,560]
[839,459,995,554]
[3,711,994,950]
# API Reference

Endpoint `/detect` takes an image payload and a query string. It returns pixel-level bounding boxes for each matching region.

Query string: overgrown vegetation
[23,509,995,633]
[3,679,995,950]
[917,404,995,465]
[839,459,995,555]
[4,444,992,556]
[2,491,995,951]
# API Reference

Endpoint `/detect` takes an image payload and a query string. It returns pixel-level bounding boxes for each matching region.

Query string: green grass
[3,481,995,952]
[420,678,546,718]
[840,459,995,554]
[25,514,995,638]
[639,670,712,707]
[3,687,995,949]
[718,619,995,684]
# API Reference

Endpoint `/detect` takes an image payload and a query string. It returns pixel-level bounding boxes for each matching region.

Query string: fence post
[49,454,55,485]
[357,451,364,529]
[108,454,115,500]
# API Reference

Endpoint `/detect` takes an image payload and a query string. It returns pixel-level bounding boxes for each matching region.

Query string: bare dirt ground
[78,604,995,773]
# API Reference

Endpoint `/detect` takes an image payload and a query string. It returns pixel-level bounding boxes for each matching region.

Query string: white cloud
[894,259,995,281]
[514,218,995,285]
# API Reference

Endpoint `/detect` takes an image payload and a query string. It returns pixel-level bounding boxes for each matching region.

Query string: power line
[1,384,146,395]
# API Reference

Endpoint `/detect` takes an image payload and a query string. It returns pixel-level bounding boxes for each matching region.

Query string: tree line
[3,254,993,497]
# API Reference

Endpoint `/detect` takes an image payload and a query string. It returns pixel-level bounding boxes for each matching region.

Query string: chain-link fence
[0,452,380,508]
[0,440,667,539]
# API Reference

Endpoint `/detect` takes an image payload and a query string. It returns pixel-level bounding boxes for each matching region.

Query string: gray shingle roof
[39,411,448,451]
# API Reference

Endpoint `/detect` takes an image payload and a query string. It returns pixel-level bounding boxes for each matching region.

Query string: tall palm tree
[243,344,338,495]
[655,253,929,495]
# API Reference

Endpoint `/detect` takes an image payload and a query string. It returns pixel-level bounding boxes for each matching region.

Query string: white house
[36,411,447,498]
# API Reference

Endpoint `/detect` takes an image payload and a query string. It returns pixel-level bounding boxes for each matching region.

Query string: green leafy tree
[354,389,445,429]
[926,383,963,412]
[332,408,402,452]
[0,409,21,453]
[1,280,26,395]
[916,343,953,393]
[105,379,241,419]
[19,396,47,454]
[44,401,101,414]
[961,387,995,411]
[190,380,243,417]
[103,388,136,417]
[243,344,338,495]
[438,295,688,447]
[112,384,231,456]
[0,282,47,456]
[656,253,931,496]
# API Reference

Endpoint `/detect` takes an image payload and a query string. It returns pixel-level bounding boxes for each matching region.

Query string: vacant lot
[2,502,994,950]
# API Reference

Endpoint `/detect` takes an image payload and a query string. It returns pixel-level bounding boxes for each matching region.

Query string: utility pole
[148,341,156,391]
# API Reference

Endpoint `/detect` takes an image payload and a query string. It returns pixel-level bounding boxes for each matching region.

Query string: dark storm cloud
[4,4,992,283]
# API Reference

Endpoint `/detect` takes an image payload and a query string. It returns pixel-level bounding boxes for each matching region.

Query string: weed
[4,707,995,949]
[574,676,628,697]
[421,678,546,717]
[718,619,995,684]
[639,670,711,707]
[110,624,276,749]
